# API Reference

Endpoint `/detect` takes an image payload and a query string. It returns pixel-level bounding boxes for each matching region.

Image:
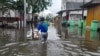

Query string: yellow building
[82,0,100,26]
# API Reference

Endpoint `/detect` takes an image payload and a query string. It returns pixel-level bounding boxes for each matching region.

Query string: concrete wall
[61,0,90,21]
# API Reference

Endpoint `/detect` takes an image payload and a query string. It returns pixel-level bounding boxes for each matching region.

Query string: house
[60,0,91,24]
[82,0,100,28]
[0,9,32,24]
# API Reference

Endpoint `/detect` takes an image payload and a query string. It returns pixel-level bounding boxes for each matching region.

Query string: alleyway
[0,25,100,56]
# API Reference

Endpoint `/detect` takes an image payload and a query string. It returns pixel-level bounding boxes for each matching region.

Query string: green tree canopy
[0,0,52,17]
[0,0,13,16]
[27,0,52,13]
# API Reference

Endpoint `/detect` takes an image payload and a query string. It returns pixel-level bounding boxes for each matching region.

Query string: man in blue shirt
[37,17,49,43]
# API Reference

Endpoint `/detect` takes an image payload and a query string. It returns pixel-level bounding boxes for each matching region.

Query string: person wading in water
[37,17,49,43]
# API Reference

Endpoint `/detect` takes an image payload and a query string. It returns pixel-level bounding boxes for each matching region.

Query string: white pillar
[24,0,27,27]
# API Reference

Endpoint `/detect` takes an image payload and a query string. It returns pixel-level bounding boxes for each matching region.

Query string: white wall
[70,10,87,16]
[10,10,15,17]
[62,12,66,17]
[0,10,17,17]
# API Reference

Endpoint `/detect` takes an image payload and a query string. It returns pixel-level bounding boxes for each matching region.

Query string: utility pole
[82,0,85,20]
[24,0,27,27]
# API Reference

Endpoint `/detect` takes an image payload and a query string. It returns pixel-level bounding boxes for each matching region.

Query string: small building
[61,0,91,20]
[82,0,100,27]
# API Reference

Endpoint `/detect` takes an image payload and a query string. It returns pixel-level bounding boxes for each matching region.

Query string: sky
[47,0,61,13]
[41,0,61,16]
[15,0,61,15]
[39,0,61,17]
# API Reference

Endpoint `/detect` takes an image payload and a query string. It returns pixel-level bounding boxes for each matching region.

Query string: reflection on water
[83,30,99,51]
[64,26,100,52]
[0,24,34,46]
[0,24,100,55]
[0,24,35,56]
[78,28,86,37]
[68,26,74,33]
[90,31,98,41]
[62,27,68,39]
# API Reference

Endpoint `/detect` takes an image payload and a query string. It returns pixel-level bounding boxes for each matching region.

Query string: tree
[7,0,24,16]
[0,0,12,16]
[28,0,52,13]
[0,0,52,16]
[0,0,52,20]
[46,13,53,22]
[27,0,52,21]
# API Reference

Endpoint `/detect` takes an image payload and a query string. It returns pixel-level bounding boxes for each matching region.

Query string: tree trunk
[1,5,4,25]
[31,13,34,39]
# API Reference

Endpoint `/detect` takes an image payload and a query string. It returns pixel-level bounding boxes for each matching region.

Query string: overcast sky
[46,0,61,14]
[39,0,61,16]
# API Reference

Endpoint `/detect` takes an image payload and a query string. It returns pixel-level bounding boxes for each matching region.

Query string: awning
[57,9,84,14]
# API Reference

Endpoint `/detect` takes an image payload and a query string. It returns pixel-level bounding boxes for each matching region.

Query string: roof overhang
[81,0,100,8]
[57,9,86,14]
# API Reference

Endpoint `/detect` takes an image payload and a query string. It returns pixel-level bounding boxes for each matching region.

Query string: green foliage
[10,0,24,14]
[28,0,52,13]
[46,13,53,22]
[0,0,52,16]
[0,0,13,16]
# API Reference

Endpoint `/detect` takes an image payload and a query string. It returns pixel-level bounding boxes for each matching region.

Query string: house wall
[61,0,91,19]
[61,0,91,10]
[86,5,100,26]
[0,10,17,17]
[69,10,87,24]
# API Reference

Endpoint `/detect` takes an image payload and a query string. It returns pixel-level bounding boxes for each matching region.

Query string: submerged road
[0,25,100,56]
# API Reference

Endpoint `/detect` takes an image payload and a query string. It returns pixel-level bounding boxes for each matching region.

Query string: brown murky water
[0,24,100,56]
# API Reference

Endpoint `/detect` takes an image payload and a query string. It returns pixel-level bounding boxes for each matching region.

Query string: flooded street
[0,24,100,56]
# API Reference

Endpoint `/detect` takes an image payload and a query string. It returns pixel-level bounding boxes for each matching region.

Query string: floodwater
[0,24,100,56]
